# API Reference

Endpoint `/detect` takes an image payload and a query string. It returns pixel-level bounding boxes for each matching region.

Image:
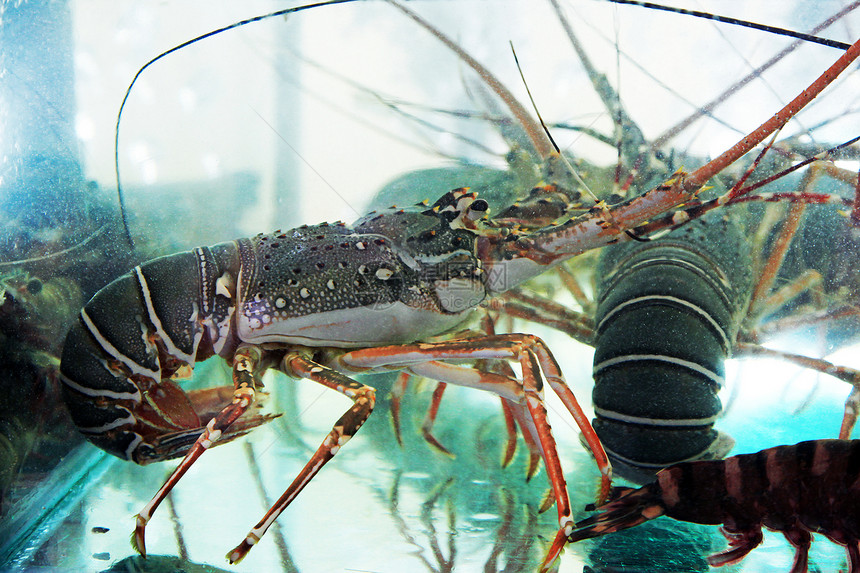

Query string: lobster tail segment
[567,485,665,543]
[591,215,752,481]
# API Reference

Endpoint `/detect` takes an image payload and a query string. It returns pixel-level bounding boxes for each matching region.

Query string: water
[1,1,859,571]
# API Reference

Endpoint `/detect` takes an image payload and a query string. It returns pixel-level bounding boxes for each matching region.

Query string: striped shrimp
[568,439,860,573]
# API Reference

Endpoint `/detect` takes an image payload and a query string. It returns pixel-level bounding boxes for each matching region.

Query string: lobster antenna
[732,134,860,198]
[113,0,361,248]
[606,0,853,51]
[509,42,647,242]
[508,42,596,201]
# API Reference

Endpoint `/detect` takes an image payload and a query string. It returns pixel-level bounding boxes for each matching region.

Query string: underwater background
[1,1,859,572]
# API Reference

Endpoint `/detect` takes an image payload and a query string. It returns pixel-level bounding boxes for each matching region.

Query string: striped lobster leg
[387,314,539,470]
[132,344,268,557]
[226,353,376,563]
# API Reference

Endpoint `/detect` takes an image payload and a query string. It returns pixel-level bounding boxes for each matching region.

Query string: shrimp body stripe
[593,353,726,388]
[596,294,732,354]
[569,440,860,570]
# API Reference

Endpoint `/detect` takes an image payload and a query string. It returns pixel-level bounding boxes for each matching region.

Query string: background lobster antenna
[607,0,853,51]
[508,42,597,202]
[113,0,361,249]
[510,41,648,242]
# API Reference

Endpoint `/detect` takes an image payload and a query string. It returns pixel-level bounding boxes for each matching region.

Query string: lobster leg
[421,382,454,457]
[132,344,265,557]
[389,352,544,472]
[707,526,764,567]
[747,201,807,320]
[498,397,521,469]
[389,374,494,458]
[480,313,527,470]
[337,334,611,572]
[417,356,574,570]
[556,265,597,317]
[389,316,554,468]
[413,317,528,461]
[752,269,823,323]
[226,352,375,564]
[842,388,860,439]
[733,342,860,438]
[782,528,812,573]
[389,371,410,447]
[848,542,860,573]
[495,289,595,345]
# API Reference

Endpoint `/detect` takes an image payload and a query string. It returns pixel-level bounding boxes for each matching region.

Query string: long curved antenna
[650,1,860,149]
[510,42,647,243]
[113,0,361,248]
[606,0,853,50]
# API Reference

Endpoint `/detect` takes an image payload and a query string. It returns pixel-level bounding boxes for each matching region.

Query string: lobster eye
[26,278,43,294]
[470,199,489,212]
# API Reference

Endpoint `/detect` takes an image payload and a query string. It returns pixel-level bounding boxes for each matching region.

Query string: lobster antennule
[567,485,665,543]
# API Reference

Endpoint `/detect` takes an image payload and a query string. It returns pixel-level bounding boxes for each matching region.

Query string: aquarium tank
[1,1,859,572]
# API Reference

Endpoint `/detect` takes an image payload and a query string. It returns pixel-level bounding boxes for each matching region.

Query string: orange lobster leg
[421,381,454,457]
[336,333,611,572]
[133,344,265,557]
[747,202,807,319]
[734,342,860,439]
[496,290,595,344]
[227,352,376,563]
[389,371,411,447]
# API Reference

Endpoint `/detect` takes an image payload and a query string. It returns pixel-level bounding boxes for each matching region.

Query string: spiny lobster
[60,186,613,569]
[57,1,860,571]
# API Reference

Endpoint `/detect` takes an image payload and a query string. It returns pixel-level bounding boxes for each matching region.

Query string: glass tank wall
[0,1,858,572]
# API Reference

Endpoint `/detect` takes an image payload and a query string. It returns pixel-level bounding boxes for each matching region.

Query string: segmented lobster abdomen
[592,214,752,481]
[59,242,241,464]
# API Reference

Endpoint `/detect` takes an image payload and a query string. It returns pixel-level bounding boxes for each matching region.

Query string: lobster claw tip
[130,520,146,558]
[538,530,566,573]
[226,538,254,564]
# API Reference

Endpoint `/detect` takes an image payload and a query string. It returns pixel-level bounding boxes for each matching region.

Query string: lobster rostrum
[58,1,860,570]
[568,439,860,573]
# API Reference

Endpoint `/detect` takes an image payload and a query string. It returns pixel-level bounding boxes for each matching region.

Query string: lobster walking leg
[709,525,811,572]
[389,312,528,462]
[227,352,375,564]
[783,529,812,573]
[389,374,476,457]
[422,382,454,457]
[707,527,764,567]
[336,333,610,572]
[389,371,410,447]
[488,356,538,472]
[133,344,265,556]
